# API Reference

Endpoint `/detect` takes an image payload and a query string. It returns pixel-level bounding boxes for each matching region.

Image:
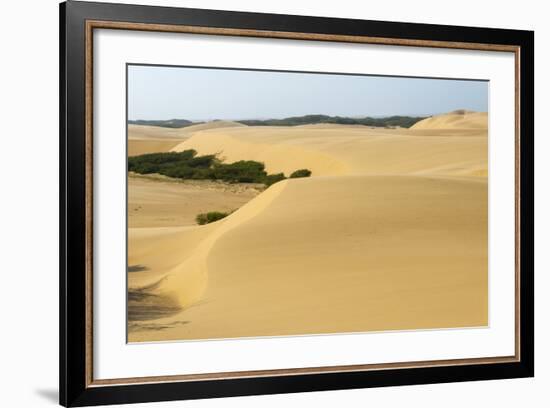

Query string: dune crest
[129,120,246,140]
[410,110,488,130]
[171,124,487,177]
[130,181,288,311]
[179,120,246,134]
[128,121,246,156]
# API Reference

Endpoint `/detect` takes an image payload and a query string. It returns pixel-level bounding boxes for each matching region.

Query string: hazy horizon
[128,65,488,122]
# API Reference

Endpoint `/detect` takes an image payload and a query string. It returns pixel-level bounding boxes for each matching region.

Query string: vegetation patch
[238,114,426,128]
[289,169,312,178]
[128,114,425,129]
[196,211,232,225]
[128,119,197,128]
[128,150,312,187]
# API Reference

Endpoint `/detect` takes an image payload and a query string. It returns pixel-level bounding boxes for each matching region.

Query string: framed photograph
[60,1,534,406]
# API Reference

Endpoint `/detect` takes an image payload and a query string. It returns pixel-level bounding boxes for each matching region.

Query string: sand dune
[129,121,245,140]
[128,174,262,228]
[128,140,183,156]
[177,120,246,134]
[129,111,488,342]
[128,121,245,156]
[129,175,487,341]
[128,124,189,156]
[128,124,188,140]
[172,124,487,177]
[411,110,488,130]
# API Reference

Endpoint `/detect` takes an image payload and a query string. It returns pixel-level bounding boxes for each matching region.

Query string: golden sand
[128,121,246,156]
[128,174,262,228]
[128,111,488,341]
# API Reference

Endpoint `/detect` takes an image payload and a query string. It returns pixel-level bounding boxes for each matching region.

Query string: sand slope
[129,121,245,140]
[129,111,488,341]
[172,123,487,177]
[176,120,246,134]
[411,110,488,130]
[128,174,262,228]
[128,121,246,156]
[129,175,487,341]
[128,125,188,156]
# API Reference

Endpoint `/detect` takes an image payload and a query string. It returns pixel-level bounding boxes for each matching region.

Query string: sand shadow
[128,320,190,333]
[128,276,183,328]
[127,270,191,334]
[128,264,149,273]
[128,289,182,321]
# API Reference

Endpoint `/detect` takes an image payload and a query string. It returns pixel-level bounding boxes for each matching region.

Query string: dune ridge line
[145,180,289,309]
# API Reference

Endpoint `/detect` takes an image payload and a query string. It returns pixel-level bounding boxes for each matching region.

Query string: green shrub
[212,160,267,183]
[196,211,232,225]
[263,173,286,186]
[186,155,215,168]
[129,119,196,128]
[237,114,426,128]
[289,169,312,178]
[128,150,294,186]
[129,115,427,130]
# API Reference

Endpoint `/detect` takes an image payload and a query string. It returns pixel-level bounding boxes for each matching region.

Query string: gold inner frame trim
[84,19,521,388]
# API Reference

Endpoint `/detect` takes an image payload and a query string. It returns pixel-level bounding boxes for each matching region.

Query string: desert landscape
[127,109,488,342]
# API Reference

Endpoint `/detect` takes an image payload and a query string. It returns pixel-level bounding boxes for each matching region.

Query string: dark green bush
[212,160,267,183]
[128,150,292,186]
[196,211,231,225]
[289,169,312,178]
[188,154,217,168]
[129,119,196,128]
[263,173,286,186]
[128,115,427,129]
[238,114,426,128]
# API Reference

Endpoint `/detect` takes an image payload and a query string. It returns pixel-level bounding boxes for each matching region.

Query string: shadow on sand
[127,274,187,333]
[128,264,149,273]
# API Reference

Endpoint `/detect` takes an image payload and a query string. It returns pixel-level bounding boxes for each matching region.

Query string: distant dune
[128,110,489,341]
[410,110,488,130]
[172,122,487,177]
[177,120,246,133]
[128,124,188,140]
[128,121,245,156]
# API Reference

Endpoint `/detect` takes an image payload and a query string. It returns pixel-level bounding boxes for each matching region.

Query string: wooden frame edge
[81,18,525,390]
[89,356,519,387]
[85,19,94,389]
[87,19,520,52]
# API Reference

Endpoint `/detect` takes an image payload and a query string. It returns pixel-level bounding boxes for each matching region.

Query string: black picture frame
[60,1,534,406]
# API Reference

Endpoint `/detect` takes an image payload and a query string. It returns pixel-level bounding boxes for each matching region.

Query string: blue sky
[128,65,488,121]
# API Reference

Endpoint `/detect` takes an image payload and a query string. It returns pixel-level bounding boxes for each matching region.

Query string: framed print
[59,1,534,406]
